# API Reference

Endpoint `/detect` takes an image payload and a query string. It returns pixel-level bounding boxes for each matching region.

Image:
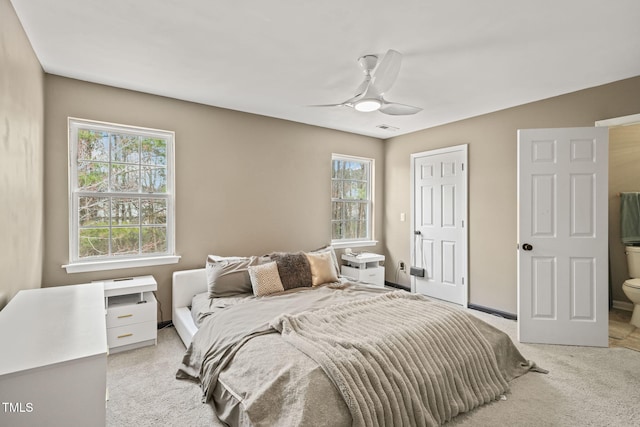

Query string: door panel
[518,127,608,347]
[412,145,467,306]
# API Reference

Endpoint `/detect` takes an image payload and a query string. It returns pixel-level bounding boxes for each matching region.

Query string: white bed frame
[172,268,208,347]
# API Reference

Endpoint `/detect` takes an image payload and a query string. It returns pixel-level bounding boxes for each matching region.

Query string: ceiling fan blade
[307,103,347,108]
[354,79,371,98]
[372,49,402,94]
[379,101,422,116]
[308,94,361,109]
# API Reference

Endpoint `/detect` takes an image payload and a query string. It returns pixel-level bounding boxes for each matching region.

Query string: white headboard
[172,268,207,310]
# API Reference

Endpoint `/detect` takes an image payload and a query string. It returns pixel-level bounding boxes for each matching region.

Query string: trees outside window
[331,154,373,243]
[68,118,175,266]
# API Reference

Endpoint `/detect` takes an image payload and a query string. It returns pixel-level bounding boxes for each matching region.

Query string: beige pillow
[305,251,339,286]
[310,245,340,276]
[248,261,285,297]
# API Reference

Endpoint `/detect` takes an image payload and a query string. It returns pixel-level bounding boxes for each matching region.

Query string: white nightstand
[101,275,157,353]
[341,253,385,287]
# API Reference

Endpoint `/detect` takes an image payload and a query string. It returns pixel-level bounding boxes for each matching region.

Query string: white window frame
[331,153,377,248]
[63,118,180,273]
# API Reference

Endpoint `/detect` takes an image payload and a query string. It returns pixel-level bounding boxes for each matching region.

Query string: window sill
[331,240,378,249]
[63,255,181,274]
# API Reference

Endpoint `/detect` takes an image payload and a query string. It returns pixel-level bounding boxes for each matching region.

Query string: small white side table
[341,253,385,287]
[100,275,157,354]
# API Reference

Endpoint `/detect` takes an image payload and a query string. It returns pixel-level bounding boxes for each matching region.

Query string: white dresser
[341,252,386,287]
[0,283,108,427]
[102,276,157,353]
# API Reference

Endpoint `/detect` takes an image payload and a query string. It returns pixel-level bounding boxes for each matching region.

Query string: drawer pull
[117,333,133,339]
[117,314,133,319]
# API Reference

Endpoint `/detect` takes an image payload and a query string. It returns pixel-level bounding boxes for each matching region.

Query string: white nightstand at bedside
[341,253,385,287]
[101,275,157,353]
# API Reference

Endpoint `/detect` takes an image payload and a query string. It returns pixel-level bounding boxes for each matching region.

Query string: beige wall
[10,1,639,317]
[43,75,384,320]
[609,123,640,304]
[0,0,44,308]
[384,76,640,314]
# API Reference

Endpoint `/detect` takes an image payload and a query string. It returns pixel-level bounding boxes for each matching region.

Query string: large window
[331,154,374,245]
[65,118,178,273]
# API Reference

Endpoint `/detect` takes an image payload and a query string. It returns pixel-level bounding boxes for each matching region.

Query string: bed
[173,251,543,426]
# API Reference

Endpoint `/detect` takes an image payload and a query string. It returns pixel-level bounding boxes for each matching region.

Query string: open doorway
[597,113,640,350]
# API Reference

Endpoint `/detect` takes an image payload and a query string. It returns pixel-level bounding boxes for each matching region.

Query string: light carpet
[107,309,640,426]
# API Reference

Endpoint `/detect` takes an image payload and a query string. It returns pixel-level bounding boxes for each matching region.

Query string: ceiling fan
[314,49,422,115]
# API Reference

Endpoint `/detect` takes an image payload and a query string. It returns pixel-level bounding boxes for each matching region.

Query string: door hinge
[462,277,465,285]
[461,163,465,171]
[462,220,465,227]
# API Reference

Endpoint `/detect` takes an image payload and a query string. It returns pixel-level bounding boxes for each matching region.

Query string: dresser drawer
[106,291,156,328]
[107,321,156,348]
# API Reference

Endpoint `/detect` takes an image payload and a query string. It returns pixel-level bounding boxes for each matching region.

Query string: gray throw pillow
[206,255,258,298]
[268,251,313,290]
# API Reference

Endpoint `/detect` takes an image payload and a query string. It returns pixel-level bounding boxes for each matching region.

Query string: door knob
[414,230,422,235]
[522,243,533,251]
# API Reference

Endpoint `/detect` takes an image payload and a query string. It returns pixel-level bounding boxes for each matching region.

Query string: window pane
[332,201,343,221]
[331,221,343,240]
[111,227,139,255]
[344,161,366,180]
[356,181,368,199]
[141,199,166,225]
[79,228,109,257]
[141,166,167,193]
[111,198,139,225]
[141,138,167,166]
[78,162,109,192]
[142,227,167,253]
[331,181,341,199]
[77,129,108,162]
[332,160,343,179]
[348,181,360,199]
[110,164,140,192]
[111,133,140,164]
[344,220,367,239]
[345,202,367,220]
[79,196,110,226]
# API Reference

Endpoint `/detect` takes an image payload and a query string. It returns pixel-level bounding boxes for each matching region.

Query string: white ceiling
[10,0,640,139]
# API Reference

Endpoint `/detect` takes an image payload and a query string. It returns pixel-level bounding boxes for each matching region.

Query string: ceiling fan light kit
[354,99,382,112]
[314,49,422,116]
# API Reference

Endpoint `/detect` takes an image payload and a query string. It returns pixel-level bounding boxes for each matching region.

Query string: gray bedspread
[177,283,539,426]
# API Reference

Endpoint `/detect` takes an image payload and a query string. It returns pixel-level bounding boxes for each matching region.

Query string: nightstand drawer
[360,268,384,285]
[106,292,156,328]
[107,321,156,348]
[341,265,385,287]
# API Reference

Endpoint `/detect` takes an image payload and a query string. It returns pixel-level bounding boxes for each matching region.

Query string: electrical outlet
[399,261,406,271]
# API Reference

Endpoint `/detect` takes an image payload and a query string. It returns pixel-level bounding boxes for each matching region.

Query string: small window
[65,118,178,273]
[331,154,374,245]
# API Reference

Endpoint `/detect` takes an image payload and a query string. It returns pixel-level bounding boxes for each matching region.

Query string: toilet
[622,245,640,328]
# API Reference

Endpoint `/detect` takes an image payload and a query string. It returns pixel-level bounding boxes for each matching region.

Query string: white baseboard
[612,300,634,311]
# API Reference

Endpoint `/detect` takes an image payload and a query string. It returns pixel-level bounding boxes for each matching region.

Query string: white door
[518,127,608,347]
[411,145,467,306]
